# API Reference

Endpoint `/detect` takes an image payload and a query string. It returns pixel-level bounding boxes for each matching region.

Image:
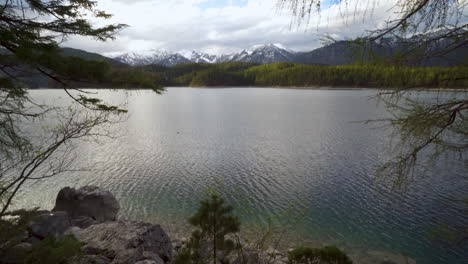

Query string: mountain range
[112,34,467,67]
[113,43,298,66]
[2,30,465,68]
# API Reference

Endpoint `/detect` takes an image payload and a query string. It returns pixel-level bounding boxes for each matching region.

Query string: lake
[17,88,468,264]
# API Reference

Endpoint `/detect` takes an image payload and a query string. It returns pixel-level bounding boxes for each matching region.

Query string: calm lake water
[18,88,467,264]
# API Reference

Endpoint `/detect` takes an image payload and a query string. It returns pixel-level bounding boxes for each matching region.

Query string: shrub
[0,209,41,254]
[288,245,353,264]
[25,235,83,264]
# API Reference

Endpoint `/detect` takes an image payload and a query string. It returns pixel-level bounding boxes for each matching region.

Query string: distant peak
[245,43,294,52]
[178,49,195,59]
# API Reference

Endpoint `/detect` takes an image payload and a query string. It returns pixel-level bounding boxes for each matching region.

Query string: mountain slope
[224,43,296,63]
[179,50,218,63]
[114,50,190,66]
[61,47,124,67]
[296,34,468,66]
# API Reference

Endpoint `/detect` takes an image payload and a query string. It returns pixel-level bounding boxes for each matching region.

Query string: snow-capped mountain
[112,33,467,67]
[113,43,297,66]
[113,50,190,66]
[224,43,297,63]
[179,50,218,63]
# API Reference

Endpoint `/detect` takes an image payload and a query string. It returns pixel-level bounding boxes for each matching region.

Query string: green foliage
[0,209,41,254]
[25,235,83,264]
[190,68,253,87]
[176,231,205,264]
[0,0,162,234]
[60,47,124,67]
[288,245,353,264]
[0,209,82,263]
[245,63,468,88]
[144,61,468,88]
[1,0,125,83]
[109,67,163,90]
[42,54,112,83]
[176,194,241,264]
[141,62,258,87]
[0,0,164,91]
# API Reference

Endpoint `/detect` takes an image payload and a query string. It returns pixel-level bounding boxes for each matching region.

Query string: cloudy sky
[64,0,400,56]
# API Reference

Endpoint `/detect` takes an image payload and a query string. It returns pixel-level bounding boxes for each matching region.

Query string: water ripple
[16,88,468,264]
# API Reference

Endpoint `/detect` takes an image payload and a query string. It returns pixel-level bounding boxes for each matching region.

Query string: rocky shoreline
[3,186,173,264]
[1,186,417,264]
[2,186,288,264]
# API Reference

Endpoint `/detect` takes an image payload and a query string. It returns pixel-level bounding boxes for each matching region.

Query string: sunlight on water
[14,88,468,264]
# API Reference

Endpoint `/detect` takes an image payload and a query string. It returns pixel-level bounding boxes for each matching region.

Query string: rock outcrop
[20,186,173,264]
[6,185,416,264]
[53,185,120,222]
[69,221,173,264]
[29,211,73,239]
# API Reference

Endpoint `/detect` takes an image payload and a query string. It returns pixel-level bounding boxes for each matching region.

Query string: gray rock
[69,255,111,264]
[29,211,72,238]
[265,246,283,257]
[135,258,164,264]
[171,239,183,252]
[0,242,32,263]
[73,220,173,264]
[64,226,83,237]
[73,216,98,228]
[232,250,265,264]
[17,242,32,251]
[53,186,120,222]
[231,248,288,264]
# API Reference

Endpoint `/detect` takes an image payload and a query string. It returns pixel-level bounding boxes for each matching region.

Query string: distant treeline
[136,62,467,88]
[18,54,466,89]
[0,49,162,90]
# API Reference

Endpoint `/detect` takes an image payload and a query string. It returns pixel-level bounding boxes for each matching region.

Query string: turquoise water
[17,88,468,263]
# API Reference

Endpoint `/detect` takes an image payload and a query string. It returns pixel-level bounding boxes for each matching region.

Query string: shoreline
[172,86,468,92]
[29,86,468,92]
[119,213,418,264]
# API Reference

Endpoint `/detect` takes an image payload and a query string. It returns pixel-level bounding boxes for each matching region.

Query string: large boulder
[28,211,97,240]
[70,221,173,264]
[73,216,98,229]
[53,186,119,222]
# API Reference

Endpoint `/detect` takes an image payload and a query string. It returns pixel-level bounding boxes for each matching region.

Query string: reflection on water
[16,88,468,264]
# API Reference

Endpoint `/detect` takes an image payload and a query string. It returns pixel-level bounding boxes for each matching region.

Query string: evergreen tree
[176,194,241,264]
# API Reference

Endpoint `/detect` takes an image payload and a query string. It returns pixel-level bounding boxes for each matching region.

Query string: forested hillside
[142,62,468,88]
[5,48,465,89]
[0,47,161,89]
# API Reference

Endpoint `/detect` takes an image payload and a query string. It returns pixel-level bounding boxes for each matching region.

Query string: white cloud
[62,0,400,56]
